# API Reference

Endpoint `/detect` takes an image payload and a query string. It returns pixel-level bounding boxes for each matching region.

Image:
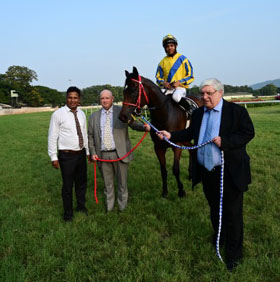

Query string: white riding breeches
[172,87,187,103]
[161,87,187,103]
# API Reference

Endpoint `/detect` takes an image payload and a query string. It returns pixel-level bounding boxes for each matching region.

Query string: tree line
[0,66,124,107]
[190,83,280,97]
[0,65,279,107]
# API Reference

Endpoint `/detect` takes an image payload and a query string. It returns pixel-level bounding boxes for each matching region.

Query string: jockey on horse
[155,34,195,114]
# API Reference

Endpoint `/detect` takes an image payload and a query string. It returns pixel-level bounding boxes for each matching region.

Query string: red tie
[71,110,84,149]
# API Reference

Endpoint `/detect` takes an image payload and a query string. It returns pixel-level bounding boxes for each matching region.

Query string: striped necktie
[71,110,84,149]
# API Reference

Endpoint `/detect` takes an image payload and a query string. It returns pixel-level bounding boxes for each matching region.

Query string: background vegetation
[0,66,124,107]
[1,65,279,108]
[0,105,279,281]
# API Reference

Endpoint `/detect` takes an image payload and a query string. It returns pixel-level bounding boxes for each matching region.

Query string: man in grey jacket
[88,89,149,212]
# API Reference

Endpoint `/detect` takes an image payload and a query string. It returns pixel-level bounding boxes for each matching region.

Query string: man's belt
[59,149,85,154]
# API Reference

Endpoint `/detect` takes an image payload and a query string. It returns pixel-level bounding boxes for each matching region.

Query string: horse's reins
[123,75,149,111]
[93,130,148,204]
[92,75,150,204]
[121,74,224,262]
[141,115,224,263]
[123,75,169,112]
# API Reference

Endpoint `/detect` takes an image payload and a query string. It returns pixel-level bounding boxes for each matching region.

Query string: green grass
[0,106,280,281]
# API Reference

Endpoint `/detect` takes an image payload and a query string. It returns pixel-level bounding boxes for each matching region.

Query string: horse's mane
[141,76,171,99]
[141,76,202,108]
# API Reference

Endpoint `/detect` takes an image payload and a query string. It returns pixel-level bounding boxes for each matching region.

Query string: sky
[1,0,279,91]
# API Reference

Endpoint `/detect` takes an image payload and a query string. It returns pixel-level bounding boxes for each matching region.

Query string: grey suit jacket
[88,105,145,166]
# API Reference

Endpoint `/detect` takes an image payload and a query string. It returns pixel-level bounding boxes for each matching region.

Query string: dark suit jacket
[88,105,146,167]
[171,99,255,191]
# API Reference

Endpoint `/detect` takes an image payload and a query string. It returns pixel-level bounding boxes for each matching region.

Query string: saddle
[161,89,198,116]
[179,96,199,116]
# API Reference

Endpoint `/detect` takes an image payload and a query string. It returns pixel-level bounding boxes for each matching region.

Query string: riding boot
[178,98,191,112]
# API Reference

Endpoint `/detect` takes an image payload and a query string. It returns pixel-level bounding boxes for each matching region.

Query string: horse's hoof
[178,190,186,198]
[162,191,168,198]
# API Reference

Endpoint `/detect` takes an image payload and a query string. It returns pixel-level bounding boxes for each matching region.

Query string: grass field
[0,106,280,281]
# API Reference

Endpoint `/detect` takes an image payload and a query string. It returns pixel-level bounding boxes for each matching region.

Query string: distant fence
[0,106,57,116]
[1,101,279,116]
[235,100,280,108]
[0,103,123,116]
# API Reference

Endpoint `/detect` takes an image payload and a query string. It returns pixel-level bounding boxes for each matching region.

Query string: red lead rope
[93,131,148,203]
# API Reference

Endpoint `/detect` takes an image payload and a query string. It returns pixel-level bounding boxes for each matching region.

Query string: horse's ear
[125,70,129,78]
[132,66,139,77]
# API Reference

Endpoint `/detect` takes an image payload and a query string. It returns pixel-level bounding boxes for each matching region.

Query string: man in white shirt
[48,86,89,222]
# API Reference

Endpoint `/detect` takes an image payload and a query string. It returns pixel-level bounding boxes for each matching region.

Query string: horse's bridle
[122,75,149,113]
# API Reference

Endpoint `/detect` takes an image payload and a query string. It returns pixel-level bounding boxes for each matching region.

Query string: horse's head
[119,67,149,123]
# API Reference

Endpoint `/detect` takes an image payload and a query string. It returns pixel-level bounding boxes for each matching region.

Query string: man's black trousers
[201,166,244,263]
[58,150,87,218]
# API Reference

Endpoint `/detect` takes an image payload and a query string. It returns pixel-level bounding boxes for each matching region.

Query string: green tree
[0,74,11,104]
[1,66,40,106]
[24,88,43,106]
[5,65,38,87]
[257,84,278,96]
[34,86,64,107]
[224,85,253,93]
[189,85,200,96]
[82,85,124,105]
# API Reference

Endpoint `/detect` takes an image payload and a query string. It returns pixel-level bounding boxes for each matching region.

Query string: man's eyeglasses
[199,90,217,97]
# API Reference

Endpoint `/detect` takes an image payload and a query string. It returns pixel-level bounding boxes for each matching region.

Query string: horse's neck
[145,83,169,110]
[146,86,178,125]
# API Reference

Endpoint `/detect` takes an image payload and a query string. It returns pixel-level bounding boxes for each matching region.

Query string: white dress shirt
[48,105,89,161]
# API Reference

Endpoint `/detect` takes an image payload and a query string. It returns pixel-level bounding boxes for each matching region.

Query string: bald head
[100,89,113,98]
[100,89,114,110]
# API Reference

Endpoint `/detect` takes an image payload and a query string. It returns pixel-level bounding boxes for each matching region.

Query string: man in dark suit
[88,89,149,212]
[158,78,255,271]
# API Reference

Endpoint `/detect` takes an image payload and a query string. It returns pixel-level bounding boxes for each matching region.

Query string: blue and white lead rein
[141,115,224,262]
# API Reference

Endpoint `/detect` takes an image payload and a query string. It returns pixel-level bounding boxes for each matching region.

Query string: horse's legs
[155,147,168,197]
[172,148,186,198]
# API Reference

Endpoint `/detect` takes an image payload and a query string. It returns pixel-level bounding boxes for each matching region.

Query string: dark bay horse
[119,67,202,198]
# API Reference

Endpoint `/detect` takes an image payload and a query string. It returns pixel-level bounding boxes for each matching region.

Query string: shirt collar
[65,105,81,112]
[204,98,223,112]
[102,106,113,114]
[65,105,71,111]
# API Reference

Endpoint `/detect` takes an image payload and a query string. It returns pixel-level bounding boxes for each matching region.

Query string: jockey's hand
[143,123,151,132]
[212,136,221,147]
[157,130,171,140]
[163,82,171,89]
[172,81,180,88]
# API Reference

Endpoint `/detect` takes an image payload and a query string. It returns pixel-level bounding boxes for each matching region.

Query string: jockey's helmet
[162,34,178,47]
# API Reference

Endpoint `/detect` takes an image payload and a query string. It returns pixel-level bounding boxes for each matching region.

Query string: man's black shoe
[76,207,88,216]
[63,216,73,222]
[226,261,239,272]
